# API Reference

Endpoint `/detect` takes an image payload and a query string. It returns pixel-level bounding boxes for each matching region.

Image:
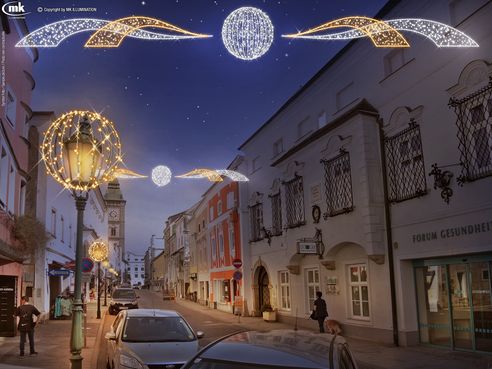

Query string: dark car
[181,329,358,369]
[109,288,139,315]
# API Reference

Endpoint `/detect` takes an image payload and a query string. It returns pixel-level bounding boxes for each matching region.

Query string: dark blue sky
[27,0,387,253]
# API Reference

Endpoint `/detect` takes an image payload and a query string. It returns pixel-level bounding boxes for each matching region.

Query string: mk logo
[2,1,29,17]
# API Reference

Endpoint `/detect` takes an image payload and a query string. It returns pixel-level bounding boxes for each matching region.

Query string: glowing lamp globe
[222,7,274,60]
[42,110,122,192]
[88,241,109,262]
[102,260,110,268]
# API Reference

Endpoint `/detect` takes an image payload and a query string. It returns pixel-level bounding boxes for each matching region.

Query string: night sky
[27,0,387,253]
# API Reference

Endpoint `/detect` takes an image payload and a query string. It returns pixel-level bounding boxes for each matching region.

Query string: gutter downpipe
[377,117,399,347]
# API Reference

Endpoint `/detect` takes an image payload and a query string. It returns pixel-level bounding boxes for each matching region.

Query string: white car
[105,309,204,369]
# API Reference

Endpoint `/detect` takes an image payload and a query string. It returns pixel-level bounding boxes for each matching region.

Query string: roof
[238,0,401,151]
[125,309,181,318]
[199,329,347,368]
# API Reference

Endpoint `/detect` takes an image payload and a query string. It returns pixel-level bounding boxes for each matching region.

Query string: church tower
[104,179,126,282]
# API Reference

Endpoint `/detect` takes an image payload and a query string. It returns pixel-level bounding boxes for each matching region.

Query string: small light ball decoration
[151,165,172,187]
[88,240,109,263]
[222,7,274,60]
[42,110,123,192]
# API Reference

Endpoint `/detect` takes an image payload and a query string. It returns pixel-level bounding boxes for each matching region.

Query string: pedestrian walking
[313,291,328,333]
[14,296,41,356]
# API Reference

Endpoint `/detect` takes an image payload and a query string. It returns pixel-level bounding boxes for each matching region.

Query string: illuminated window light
[283,17,478,48]
[16,17,211,48]
[85,16,211,48]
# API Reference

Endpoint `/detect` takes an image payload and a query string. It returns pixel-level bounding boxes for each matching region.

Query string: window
[349,264,370,319]
[209,206,214,221]
[211,234,217,260]
[51,208,57,237]
[110,227,117,237]
[305,268,320,311]
[449,82,492,181]
[19,180,26,215]
[248,203,263,242]
[318,111,327,129]
[279,271,291,310]
[218,229,224,257]
[384,49,406,76]
[284,176,304,228]
[61,216,65,243]
[5,86,16,127]
[23,115,29,139]
[141,274,144,278]
[297,118,311,139]
[0,147,8,207]
[69,225,72,247]
[270,192,282,235]
[141,267,144,271]
[217,200,222,216]
[226,191,235,210]
[134,267,138,271]
[273,138,283,157]
[385,122,427,202]
[322,150,353,216]
[135,274,138,278]
[7,165,15,214]
[228,223,235,258]
[252,156,261,173]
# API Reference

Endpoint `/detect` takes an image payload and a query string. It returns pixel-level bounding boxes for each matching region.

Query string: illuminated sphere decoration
[222,7,274,60]
[88,240,109,262]
[41,110,123,192]
[151,165,172,187]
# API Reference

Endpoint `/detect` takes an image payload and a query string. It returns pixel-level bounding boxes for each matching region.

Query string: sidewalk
[0,300,106,369]
[173,297,492,369]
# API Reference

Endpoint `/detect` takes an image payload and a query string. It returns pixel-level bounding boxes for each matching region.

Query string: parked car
[181,329,358,369]
[105,309,204,369]
[108,288,139,315]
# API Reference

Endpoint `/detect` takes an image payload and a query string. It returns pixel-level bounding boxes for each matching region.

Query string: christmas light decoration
[216,170,249,182]
[86,16,211,48]
[88,240,109,262]
[16,17,211,48]
[151,165,172,187]
[283,17,478,48]
[41,110,123,192]
[112,167,147,179]
[222,7,274,60]
[176,169,249,182]
[283,16,409,47]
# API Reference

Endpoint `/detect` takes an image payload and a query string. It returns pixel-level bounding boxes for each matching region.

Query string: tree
[13,215,49,257]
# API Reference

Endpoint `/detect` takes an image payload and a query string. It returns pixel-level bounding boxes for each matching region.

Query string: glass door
[415,265,452,347]
[470,262,492,352]
[449,263,473,350]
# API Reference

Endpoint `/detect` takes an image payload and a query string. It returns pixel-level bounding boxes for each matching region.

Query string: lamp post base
[70,299,84,369]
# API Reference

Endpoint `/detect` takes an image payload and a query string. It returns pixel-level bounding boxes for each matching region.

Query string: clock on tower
[109,208,120,221]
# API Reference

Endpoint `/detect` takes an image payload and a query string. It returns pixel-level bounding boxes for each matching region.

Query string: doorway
[257,266,270,310]
[0,275,17,337]
[415,257,492,352]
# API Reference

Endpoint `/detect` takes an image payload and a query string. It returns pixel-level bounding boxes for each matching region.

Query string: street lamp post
[41,111,123,369]
[102,260,109,307]
[88,241,109,320]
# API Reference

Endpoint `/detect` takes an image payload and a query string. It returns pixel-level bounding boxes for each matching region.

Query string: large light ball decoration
[42,110,122,192]
[151,165,172,187]
[222,7,274,61]
[88,240,109,262]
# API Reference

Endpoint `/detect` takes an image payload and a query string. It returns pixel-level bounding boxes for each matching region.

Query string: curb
[89,309,107,369]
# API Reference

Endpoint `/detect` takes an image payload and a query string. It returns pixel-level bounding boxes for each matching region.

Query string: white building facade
[236,0,492,351]
[127,251,145,287]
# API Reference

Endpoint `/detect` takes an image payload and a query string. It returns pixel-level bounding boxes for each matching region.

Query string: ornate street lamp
[42,110,122,369]
[88,241,109,319]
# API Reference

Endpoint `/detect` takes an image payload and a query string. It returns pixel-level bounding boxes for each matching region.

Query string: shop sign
[411,220,492,244]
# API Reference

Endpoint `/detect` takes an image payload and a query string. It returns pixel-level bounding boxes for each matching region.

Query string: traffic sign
[48,269,71,277]
[82,258,94,273]
[81,272,91,283]
[232,259,242,269]
[233,270,243,281]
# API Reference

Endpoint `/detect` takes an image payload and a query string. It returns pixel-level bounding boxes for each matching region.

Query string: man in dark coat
[14,296,41,356]
[313,291,328,333]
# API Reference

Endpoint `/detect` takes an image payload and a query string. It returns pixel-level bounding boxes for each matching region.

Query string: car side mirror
[196,331,204,339]
[105,332,117,341]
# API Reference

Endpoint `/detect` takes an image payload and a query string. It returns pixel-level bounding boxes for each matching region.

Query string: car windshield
[112,290,136,299]
[187,359,320,369]
[122,316,195,342]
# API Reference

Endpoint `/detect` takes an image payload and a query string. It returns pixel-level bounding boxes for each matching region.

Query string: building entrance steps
[171,295,492,369]
[0,300,107,369]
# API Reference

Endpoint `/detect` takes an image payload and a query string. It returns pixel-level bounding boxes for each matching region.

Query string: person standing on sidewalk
[313,291,328,333]
[14,296,40,357]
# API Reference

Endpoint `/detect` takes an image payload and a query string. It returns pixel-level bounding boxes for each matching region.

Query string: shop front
[415,254,492,352]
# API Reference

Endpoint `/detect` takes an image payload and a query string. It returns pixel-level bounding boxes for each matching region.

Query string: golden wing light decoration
[85,16,211,48]
[283,16,410,48]
[176,169,224,182]
[112,167,148,179]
